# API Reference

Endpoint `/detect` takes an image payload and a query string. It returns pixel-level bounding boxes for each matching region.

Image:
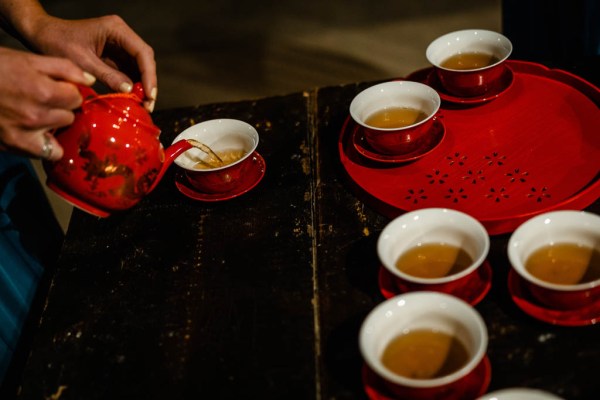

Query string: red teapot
[43,83,192,218]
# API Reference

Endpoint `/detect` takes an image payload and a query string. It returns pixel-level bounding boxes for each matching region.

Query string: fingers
[16,79,81,129]
[34,80,83,111]
[111,16,157,97]
[25,54,95,113]
[39,132,64,161]
[134,44,157,111]
[89,54,133,94]
[91,15,158,111]
[34,54,96,87]
[0,109,68,161]
[0,129,64,161]
[0,49,81,160]
[143,87,157,113]
[87,49,157,112]
[39,107,77,130]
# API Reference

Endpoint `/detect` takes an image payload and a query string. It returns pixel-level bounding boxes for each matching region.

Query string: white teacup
[359,291,488,399]
[477,388,564,400]
[377,208,490,302]
[426,29,513,97]
[172,119,259,193]
[507,210,600,310]
[349,81,441,155]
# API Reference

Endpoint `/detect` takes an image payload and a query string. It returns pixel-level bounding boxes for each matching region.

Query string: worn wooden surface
[11,62,600,399]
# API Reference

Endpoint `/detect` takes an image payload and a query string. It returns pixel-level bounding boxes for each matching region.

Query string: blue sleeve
[0,153,63,383]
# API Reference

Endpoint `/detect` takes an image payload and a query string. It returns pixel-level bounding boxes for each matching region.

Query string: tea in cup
[426,29,513,97]
[360,291,489,399]
[507,210,600,310]
[377,208,490,302]
[172,119,259,193]
[349,81,441,155]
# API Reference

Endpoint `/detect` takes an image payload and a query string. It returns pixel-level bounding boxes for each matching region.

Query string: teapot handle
[77,84,98,101]
[131,82,146,101]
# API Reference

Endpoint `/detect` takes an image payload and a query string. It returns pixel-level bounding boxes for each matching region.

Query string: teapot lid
[80,83,158,134]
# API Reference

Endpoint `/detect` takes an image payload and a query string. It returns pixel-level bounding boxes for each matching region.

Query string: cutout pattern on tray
[339,61,600,234]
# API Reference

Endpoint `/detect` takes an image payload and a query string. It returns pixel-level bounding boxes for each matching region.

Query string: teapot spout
[150,140,193,193]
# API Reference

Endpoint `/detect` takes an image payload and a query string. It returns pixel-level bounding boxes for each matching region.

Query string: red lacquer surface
[175,152,265,202]
[508,269,600,327]
[339,61,600,235]
[362,357,491,400]
[378,261,492,306]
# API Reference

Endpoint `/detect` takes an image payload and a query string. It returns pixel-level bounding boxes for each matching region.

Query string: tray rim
[338,60,600,235]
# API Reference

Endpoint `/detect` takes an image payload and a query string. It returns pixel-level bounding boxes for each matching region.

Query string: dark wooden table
[10,60,600,399]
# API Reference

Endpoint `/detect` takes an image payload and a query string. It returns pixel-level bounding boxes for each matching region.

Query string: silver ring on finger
[40,132,53,160]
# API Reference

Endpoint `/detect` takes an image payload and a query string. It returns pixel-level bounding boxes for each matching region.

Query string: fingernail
[119,82,133,93]
[83,72,96,85]
[149,87,158,100]
[147,100,155,113]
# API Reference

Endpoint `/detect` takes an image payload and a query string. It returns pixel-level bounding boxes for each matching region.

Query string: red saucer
[362,356,491,400]
[507,269,600,327]
[352,119,445,164]
[406,65,514,105]
[378,261,492,306]
[340,60,600,235]
[175,152,265,202]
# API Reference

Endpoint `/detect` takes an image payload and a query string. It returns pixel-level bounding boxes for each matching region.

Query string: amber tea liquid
[381,329,470,379]
[193,149,245,169]
[365,107,428,129]
[525,243,600,285]
[440,52,500,70]
[395,243,473,279]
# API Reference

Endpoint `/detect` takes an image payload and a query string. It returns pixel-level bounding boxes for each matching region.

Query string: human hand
[0,47,95,160]
[26,14,157,112]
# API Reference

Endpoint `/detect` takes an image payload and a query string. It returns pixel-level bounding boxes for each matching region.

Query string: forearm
[0,0,49,49]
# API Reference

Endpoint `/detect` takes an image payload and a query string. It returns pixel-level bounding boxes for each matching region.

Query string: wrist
[0,1,50,49]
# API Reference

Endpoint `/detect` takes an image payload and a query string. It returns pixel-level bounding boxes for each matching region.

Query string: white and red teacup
[349,81,441,155]
[377,208,490,301]
[172,119,259,194]
[507,210,600,310]
[426,29,513,97]
[360,291,489,399]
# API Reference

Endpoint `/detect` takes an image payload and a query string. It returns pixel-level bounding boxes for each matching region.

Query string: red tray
[339,60,600,235]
